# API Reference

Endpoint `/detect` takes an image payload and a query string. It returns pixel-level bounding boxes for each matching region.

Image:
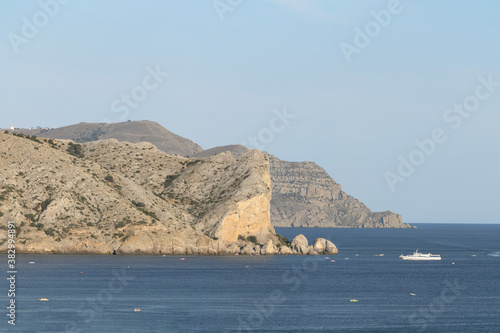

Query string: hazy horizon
[1,0,498,224]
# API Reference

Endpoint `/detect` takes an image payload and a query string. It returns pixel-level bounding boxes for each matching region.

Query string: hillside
[0,132,284,254]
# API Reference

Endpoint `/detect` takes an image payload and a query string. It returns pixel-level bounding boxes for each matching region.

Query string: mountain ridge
[9,121,202,156]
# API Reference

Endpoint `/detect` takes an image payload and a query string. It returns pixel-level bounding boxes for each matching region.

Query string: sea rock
[261,240,275,255]
[291,234,309,255]
[325,240,338,255]
[312,238,327,253]
[313,238,338,254]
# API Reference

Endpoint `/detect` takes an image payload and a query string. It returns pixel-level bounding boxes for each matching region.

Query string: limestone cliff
[165,150,274,243]
[269,156,408,228]
[182,144,407,228]
[0,132,277,254]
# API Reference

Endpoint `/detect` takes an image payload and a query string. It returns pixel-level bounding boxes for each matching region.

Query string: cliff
[197,146,407,228]
[269,156,407,228]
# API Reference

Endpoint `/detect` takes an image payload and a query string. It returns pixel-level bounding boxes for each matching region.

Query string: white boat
[399,249,441,261]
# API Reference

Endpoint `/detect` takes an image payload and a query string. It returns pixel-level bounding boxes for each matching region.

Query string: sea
[1,223,499,333]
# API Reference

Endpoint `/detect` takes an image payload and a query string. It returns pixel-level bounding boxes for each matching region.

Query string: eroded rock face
[118,235,155,254]
[269,156,408,228]
[213,193,272,243]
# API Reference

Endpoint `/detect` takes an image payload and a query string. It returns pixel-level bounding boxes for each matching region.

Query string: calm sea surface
[1,224,499,333]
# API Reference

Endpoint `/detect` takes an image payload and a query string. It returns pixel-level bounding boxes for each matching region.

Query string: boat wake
[487,251,500,257]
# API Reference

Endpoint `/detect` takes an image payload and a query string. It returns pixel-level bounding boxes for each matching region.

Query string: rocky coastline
[6,234,338,256]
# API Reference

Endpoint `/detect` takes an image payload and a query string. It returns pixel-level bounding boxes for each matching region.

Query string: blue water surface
[1,223,499,332]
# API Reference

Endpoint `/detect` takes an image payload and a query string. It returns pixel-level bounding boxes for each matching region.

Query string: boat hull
[400,256,441,261]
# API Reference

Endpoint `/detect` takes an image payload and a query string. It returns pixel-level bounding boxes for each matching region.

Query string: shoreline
[1,234,338,256]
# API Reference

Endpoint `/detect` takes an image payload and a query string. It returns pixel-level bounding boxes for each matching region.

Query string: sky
[0,0,499,224]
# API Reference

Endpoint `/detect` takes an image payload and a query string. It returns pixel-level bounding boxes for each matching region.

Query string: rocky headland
[0,132,339,255]
[11,121,409,229]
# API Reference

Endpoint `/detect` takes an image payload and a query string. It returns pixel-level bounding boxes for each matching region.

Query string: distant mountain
[5,121,408,228]
[12,121,202,156]
[192,145,248,158]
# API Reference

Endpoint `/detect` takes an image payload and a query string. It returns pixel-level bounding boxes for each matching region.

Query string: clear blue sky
[1,0,499,223]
